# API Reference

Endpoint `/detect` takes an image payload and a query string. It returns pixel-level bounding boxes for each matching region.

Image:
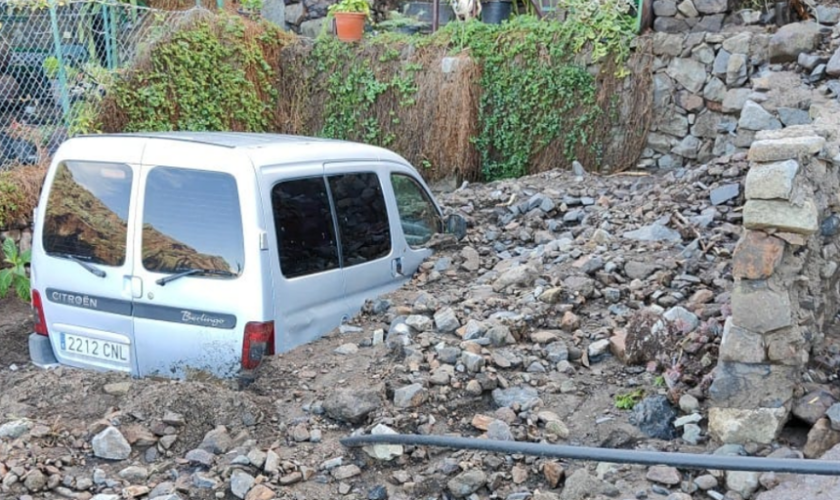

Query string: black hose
[340,434,840,476]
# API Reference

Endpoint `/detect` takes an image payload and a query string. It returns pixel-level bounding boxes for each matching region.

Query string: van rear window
[43,161,133,267]
[142,167,245,277]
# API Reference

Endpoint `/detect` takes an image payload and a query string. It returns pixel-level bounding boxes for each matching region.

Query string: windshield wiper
[54,253,106,278]
[156,268,236,286]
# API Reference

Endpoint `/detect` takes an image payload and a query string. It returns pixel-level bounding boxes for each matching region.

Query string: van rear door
[33,139,143,374]
[129,142,264,379]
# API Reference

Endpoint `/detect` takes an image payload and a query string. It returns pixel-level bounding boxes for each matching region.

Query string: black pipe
[341,434,840,476]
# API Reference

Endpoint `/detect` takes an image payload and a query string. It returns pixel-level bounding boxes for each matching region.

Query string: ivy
[114,15,282,133]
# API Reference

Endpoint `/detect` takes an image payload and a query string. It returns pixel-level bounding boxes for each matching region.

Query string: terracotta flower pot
[334,12,367,42]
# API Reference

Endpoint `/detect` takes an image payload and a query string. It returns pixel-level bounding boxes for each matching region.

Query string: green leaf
[0,269,11,298]
[15,276,30,302]
[2,237,16,263]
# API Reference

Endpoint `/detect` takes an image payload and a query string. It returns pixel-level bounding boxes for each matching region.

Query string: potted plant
[327,0,372,42]
[376,10,428,34]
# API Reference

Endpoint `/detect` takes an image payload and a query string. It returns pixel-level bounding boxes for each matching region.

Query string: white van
[28,132,463,381]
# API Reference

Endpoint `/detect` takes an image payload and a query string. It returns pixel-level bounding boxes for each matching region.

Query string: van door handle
[130,276,143,299]
[391,258,403,277]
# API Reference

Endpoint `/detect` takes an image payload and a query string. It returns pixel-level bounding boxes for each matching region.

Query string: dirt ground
[0,297,32,370]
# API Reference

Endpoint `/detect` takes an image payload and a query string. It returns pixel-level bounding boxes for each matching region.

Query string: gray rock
[710,183,740,205]
[23,469,46,492]
[487,323,514,346]
[694,14,724,32]
[487,419,514,440]
[722,88,752,114]
[0,420,30,439]
[748,136,825,162]
[827,48,840,78]
[793,390,837,426]
[185,448,215,466]
[723,32,752,54]
[816,5,840,24]
[710,407,788,445]
[119,466,149,482]
[493,264,538,291]
[683,423,702,444]
[713,49,731,79]
[663,306,700,333]
[492,386,540,409]
[230,471,255,499]
[546,341,569,363]
[728,471,760,498]
[622,224,682,243]
[745,159,798,201]
[709,361,796,410]
[647,465,681,485]
[798,52,826,71]
[719,318,766,364]
[657,113,690,137]
[704,77,727,102]
[738,101,781,131]
[631,395,678,440]
[778,107,811,126]
[672,135,701,159]
[678,0,699,16]
[655,17,689,33]
[447,469,487,498]
[285,2,304,24]
[811,64,827,83]
[625,260,659,280]
[193,472,219,489]
[323,388,382,424]
[363,424,404,461]
[261,0,286,26]
[768,22,821,63]
[461,351,485,373]
[743,199,818,235]
[199,426,231,454]
[434,308,460,333]
[299,18,327,38]
[393,383,427,408]
[731,281,792,334]
[828,404,840,431]
[405,314,432,332]
[92,427,132,460]
[667,58,707,94]
[692,111,733,139]
[756,443,840,499]
[693,0,726,13]
[560,469,621,500]
[654,0,678,16]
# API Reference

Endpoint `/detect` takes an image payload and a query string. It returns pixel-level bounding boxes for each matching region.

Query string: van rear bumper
[28,333,60,369]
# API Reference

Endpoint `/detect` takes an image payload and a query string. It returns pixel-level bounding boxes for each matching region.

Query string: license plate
[60,333,130,363]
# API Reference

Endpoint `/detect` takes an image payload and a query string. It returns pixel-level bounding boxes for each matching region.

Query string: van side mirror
[444,214,467,240]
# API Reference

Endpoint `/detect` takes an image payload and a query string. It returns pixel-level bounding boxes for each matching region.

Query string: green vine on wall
[113,15,282,132]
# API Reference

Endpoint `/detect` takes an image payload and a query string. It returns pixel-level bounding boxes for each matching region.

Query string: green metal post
[217,0,223,9]
[102,3,115,70]
[48,0,71,128]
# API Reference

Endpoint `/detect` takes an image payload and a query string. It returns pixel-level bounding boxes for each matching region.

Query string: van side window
[272,178,339,278]
[43,161,132,267]
[390,173,440,248]
[328,173,391,267]
[142,167,244,277]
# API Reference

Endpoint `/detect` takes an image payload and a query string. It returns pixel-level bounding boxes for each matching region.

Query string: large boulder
[768,22,821,63]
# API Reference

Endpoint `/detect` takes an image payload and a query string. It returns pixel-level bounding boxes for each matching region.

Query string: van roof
[83,131,334,149]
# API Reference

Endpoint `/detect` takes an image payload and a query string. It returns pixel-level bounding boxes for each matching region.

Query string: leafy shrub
[0,237,31,302]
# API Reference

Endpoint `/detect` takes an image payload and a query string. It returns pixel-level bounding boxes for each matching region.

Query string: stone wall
[642,20,835,171]
[707,109,840,445]
[0,226,33,255]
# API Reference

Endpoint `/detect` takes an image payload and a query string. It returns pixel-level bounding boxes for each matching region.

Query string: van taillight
[242,321,275,370]
[32,290,49,336]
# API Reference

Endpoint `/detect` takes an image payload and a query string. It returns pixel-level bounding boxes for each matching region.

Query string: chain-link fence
[0,0,222,170]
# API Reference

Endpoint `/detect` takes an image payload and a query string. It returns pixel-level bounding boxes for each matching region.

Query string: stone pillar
[709,127,826,445]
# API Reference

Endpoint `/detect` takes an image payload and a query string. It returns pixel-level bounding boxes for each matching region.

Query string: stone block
[777,107,812,126]
[743,199,818,235]
[691,111,732,139]
[300,18,328,38]
[703,77,726,102]
[744,160,797,201]
[284,2,304,24]
[652,33,685,57]
[713,49,730,78]
[732,230,785,280]
[748,136,825,162]
[731,281,792,334]
[694,14,724,32]
[738,101,781,131]
[657,113,690,137]
[709,407,788,445]
[672,135,702,159]
[765,328,809,366]
[709,361,796,409]
[676,91,704,112]
[723,32,752,54]
[768,22,821,63]
[721,88,752,114]
[655,17,689,33]
[261,0,286,27]
[678,0,699,17]
[667,58,707,94]
[827,48,840,78]
[691,43,715,65]
[719,317,766,363]
[647,133,678,154]
[694,0,727,14]
[653,0,678,16]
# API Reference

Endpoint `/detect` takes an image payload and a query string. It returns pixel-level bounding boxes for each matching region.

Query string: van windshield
[141,166,245,278]
[43,161,133,267]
